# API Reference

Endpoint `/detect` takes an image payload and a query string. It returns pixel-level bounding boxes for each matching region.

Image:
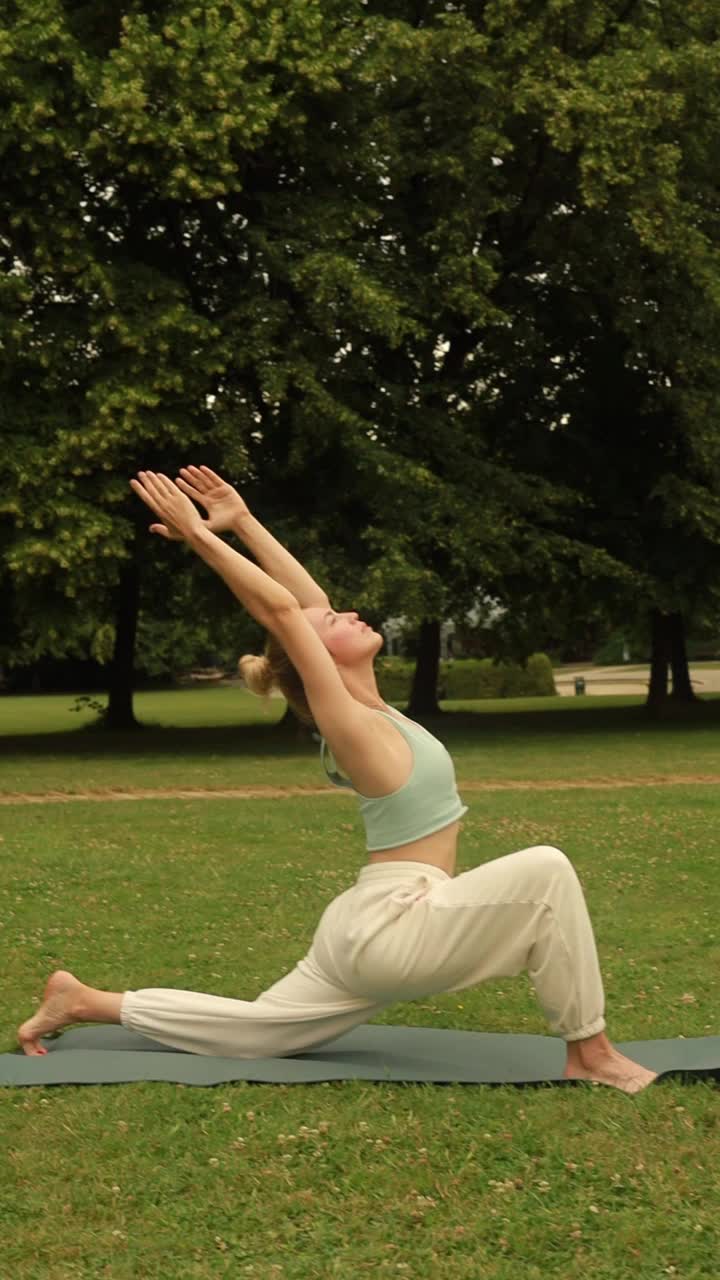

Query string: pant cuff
[563,1015,606,1043]
[120,991,138,1032]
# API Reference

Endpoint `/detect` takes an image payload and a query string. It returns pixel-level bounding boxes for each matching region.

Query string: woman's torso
[366,819,460,877]
[321,707,464,877]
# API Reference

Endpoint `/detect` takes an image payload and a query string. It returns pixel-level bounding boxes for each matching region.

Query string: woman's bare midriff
[367,820,460,877]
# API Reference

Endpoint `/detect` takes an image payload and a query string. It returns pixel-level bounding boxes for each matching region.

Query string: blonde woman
[19,467,656,1092]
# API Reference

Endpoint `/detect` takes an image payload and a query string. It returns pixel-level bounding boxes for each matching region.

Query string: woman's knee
[529,843,567,860]
[524,844,574,883]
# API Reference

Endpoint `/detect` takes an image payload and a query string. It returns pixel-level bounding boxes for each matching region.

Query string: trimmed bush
[375,659,416,702]
[376,654,556,702]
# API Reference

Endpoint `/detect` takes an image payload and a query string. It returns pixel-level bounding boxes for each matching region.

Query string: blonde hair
[239,634,315,726]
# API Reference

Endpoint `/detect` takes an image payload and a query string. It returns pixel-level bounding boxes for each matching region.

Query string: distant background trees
[2,0,719,725]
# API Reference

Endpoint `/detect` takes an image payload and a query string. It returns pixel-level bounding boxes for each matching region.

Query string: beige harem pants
[121,846,606,1057]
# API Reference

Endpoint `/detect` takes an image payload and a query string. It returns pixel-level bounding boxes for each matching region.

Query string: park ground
[1,686,719,1278]
[553,662,720,697]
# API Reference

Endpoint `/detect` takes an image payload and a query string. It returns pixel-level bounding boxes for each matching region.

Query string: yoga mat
[2,1025,719,1087]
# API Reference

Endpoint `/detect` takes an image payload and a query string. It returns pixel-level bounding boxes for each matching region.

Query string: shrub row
[376,654,556,701]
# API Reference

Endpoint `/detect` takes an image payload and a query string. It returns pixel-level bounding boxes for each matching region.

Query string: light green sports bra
[320,709,468,852]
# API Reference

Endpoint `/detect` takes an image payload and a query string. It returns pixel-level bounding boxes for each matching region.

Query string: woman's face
[303,606,383,666]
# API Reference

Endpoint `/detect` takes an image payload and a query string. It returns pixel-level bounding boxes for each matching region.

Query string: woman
[19,466,656,1093]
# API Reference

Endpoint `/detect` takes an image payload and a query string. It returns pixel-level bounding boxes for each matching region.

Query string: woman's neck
[337,663,387,711]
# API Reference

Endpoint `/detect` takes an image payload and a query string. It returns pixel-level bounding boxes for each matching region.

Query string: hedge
[376,654,556,701]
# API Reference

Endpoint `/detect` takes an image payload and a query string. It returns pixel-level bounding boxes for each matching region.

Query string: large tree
[465,0,720,709]
[0,0,581,722]
[0,0,409,723]
[2,0,720,727]
[343,0,720,711]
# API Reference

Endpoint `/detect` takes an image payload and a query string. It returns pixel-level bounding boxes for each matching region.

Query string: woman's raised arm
[130,476,404,798]
[130,471,297,628]
[131,470,368,747]
[176,465,331,610]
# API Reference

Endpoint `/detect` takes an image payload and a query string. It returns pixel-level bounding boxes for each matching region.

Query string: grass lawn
[1,687,720,795]
[1,694,719,1278]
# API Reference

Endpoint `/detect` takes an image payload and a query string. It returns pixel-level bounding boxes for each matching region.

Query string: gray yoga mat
[2,1024,719,1087]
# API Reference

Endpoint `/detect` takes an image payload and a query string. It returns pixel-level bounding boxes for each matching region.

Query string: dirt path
[0,776,718,805]
[554,662,720,696]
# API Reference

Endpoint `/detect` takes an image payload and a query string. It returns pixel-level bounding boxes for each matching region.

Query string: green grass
[1,696,720,1278]
[0,685,287,734]
[2,688,720,795]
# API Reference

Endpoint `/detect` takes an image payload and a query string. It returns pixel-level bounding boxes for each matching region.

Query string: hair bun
[238,654,275,697]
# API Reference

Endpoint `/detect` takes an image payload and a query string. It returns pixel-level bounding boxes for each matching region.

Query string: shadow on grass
[440,695,720,737]
[2,696,719,763]
[0,721,314,761]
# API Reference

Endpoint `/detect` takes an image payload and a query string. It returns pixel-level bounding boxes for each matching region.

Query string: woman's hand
[130,471,206,541]
[175,465,250,533]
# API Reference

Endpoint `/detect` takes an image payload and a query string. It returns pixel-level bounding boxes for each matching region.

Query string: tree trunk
[669,611,697,702]
[104,557,141,730]
[646,609,671,714]
[406,619,442,718]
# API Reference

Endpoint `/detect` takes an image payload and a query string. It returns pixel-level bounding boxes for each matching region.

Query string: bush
[376,655,556,701]
[375,658,416,702]
[593,632,648,665]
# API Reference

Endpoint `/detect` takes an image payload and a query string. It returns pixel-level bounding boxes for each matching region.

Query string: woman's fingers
[199,465,225,486]
[142,471,180,501]
[129,477,164,515]
[180,465,212,491]
[134,470,165,497]
[175,475,203,499]
[153,472,178,496]
[131,472,182,515]
[179,465,216,493]
[179,464,231,492]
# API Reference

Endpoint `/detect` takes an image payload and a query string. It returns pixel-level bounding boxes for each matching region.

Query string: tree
[0,0,581,721]
[421,0,720,712]
[0,0,409,723]
[3,0,720,731]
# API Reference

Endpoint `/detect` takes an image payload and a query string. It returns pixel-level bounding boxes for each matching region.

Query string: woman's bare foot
[17,970,87,1055]
[565,1033,657,1094]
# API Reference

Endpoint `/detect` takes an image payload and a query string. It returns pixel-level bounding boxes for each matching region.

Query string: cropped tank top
[320,709,468,852]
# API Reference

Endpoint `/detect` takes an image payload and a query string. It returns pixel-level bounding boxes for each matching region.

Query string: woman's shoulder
[320,704,415,799]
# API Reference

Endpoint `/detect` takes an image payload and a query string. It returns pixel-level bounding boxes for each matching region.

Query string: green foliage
[134,610,263,680]
[593,631,650,666]
[374,658,415,702]
[0,0,376,667]
[594,622,720,666]
[2,0,720,705]
[376,654,555,701]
